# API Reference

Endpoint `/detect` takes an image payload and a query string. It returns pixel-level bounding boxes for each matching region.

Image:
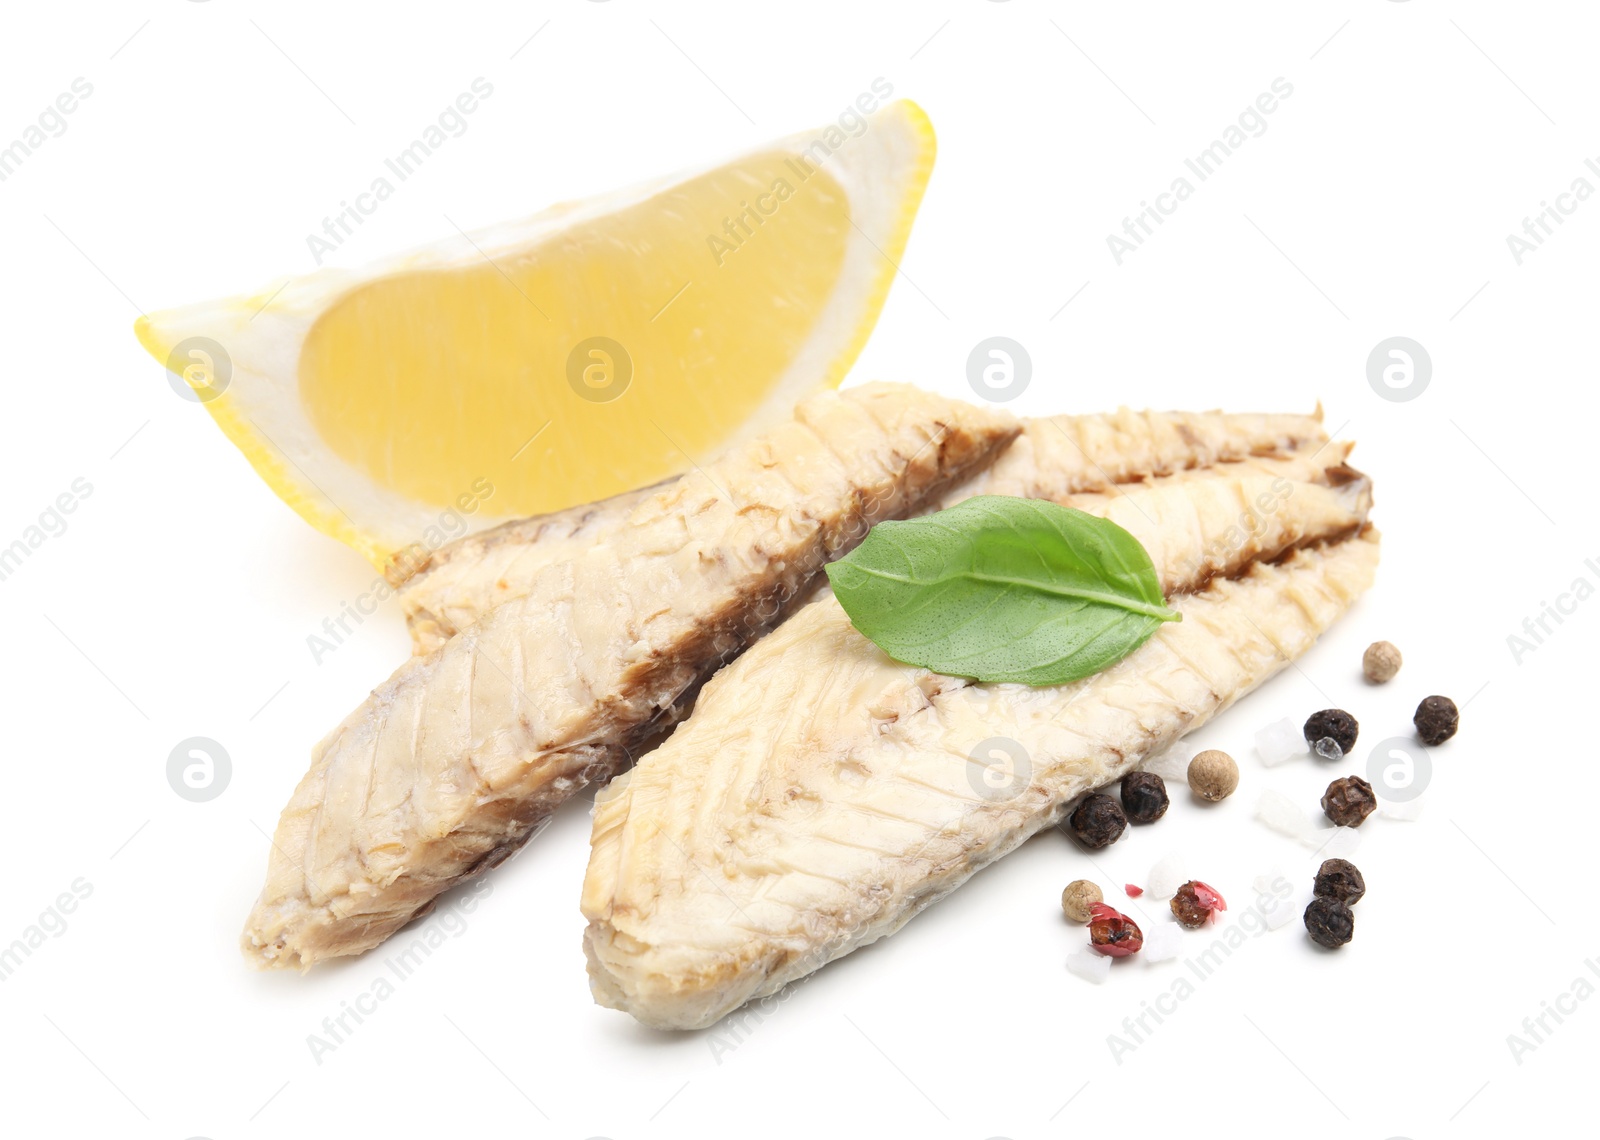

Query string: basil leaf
[824,495,1181,685]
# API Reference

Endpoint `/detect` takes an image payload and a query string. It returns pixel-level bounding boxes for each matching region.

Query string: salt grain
[1254,718,1304,767]
[1146,851,1188,900]
[1312,737,1345,762]
[1261,893,1300,931]
[1314,825,1363,858]
[1065,947,1112,983]
[1255,789,1314,840]
[1253,869,1303,931]
[1252,870,1286,897]
[1142,922,1184,963]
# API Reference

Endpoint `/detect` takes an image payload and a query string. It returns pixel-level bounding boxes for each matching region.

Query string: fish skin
[581,459,1377,1030]
[243,383,1021,968]
[936,408,1328,507]
[399,408,1328,653]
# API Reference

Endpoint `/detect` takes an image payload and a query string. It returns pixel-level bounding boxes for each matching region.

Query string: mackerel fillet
[398,408,1330,652]
[243,383,1018,967]
[582,452,1377,1028]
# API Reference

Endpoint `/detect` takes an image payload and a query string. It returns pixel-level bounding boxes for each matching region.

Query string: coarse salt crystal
[1261,893,1300,931]
[1254,717,1303,767]
[1255,789,1314,840]
[1142,922,1184,963]
[1253,871,1303,931]
[1252,868,1290,898]
[1146,851,1188,900]
[1312,737,1345,762]
[1065,947,1112,984]
[1313,825,1363,858]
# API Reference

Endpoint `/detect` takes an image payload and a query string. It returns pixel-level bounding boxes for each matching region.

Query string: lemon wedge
[135,99,935,572]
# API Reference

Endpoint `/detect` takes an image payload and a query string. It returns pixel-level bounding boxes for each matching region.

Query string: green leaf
[824,496,1181,685]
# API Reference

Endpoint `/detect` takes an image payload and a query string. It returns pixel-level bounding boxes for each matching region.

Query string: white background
[1,2,1594,1137]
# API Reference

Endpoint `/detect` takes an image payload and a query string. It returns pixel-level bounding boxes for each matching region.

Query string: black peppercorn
[1313,858,1366,905]
[1414,695,1459,746]
[1067,794,1127,849]
[1304,708,1359,759]
[1120,771,1169,824]
[1304,897,1355,948]
[1321,775,1377,827]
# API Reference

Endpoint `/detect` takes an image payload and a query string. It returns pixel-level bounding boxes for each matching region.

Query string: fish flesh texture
[243,383,1019,968]
[582,460,1375,1028]
[391,483,663,654]
[247,386,1334,968]
[398,408,1329,653]
[581,455,1377,1029]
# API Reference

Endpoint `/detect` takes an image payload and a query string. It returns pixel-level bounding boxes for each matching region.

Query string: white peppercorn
[1362,640,1402,683]
[1188,749,1239,802]
[1061,879,1103,923]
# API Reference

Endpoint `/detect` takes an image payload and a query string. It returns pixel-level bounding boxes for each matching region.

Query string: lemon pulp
[299,153,850,516]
